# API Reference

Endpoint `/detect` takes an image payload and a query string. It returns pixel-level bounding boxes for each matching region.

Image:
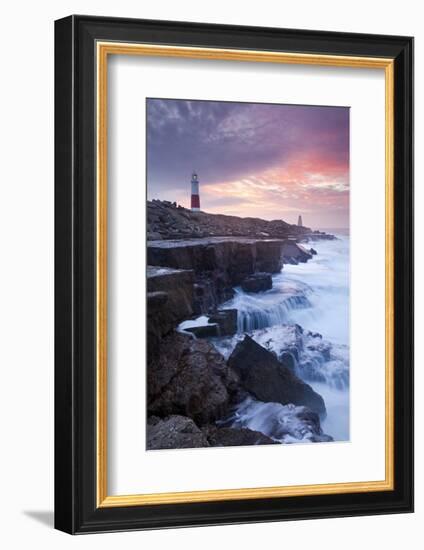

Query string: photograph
[51,13,413,534]
[0,0,419,542]
[146,98,350,450]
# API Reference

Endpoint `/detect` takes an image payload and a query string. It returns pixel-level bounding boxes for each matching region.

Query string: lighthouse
[191,171,201,211]
[297,215,303,227]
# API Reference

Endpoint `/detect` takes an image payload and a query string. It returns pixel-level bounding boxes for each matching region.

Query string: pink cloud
[201,150,349,228]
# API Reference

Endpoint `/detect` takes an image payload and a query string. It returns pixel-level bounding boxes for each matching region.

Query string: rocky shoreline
[147,236,324,315]
[147,199,335,242]
[146,201,336,449]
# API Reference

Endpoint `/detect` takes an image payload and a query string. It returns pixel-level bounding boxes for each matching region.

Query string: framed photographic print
[54,15,414,534]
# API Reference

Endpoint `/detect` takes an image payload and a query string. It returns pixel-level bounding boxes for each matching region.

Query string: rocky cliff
[146,331,332,449]
[148,237,284,313]
[147,266,195,360]
[147,199,318,240]
[145,202,335,449]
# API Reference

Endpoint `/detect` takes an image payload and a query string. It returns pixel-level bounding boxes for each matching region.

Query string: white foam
[214,236,350,442]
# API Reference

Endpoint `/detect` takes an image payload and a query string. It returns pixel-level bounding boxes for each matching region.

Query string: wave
[231,289,313,332]
[219,395,333,444]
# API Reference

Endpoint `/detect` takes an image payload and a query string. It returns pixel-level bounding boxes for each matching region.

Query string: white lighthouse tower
[191,171,200,211]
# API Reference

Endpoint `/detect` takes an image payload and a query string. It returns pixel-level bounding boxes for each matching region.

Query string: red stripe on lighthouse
[191,194,200,209]
[191,172,200,210]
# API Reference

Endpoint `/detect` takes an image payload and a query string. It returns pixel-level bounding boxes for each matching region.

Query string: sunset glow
[147,99,349,229]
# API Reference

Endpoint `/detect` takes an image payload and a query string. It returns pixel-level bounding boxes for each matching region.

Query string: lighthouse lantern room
[191,172,200,211]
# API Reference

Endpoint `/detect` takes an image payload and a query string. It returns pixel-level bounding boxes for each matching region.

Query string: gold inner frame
[96,42,395,508]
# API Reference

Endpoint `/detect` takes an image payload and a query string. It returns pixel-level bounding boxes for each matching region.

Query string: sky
[146,98,349,229]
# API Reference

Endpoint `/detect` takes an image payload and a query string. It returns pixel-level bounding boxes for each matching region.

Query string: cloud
[147,98,349,228]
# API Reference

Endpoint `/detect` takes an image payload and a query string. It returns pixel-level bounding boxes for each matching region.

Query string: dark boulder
[250,325,349,391]
[147,266,194,361]
[208,309,238,336]
[281,241,313,263]
[203,425,277,447]
[280,351,297,372]
[147,415,209,450]
[148,332,239,425]
[241,273,272,293]
[228,335,326,417]
[147,291,168,310]
[310,248,317,255]
[185,323,219,338]
[182,309,238,338]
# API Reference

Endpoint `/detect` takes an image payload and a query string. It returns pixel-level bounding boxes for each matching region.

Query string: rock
[148,332,239,425]
[294,409,333,442]
[147,291,168,310]
[147,199,316,240]
[183,310,238,339]
[208,309,238,336]
[185,323,219,338]
[192,274,235,314]
[147,231,163,240]
[229,241,256,283]
[249,325,305,363]
[310,248,317,255]
[243,325,349,391]
[147,238,283,313]
[147,266,194,325]
[241,272,272,293]
[280,351,296,372]
[203,425,277,446]
[227,396,332,443]
[228,335,326,417]
[310,231,336,241]
[147,201,335,245]
[255,240,284,273]
[147,266,194,360]
[281,241,313,263]
[147,415,210,449]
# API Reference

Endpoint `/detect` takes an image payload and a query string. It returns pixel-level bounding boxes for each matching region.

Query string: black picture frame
[55,15,414,534]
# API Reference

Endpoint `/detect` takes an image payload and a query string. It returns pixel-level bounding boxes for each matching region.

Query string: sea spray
[219,396,333,444]
[217,234,350,442]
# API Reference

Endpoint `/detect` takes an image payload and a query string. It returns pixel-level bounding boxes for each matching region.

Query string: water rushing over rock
[212,325,349,391]
[220,396,333,444]
[147,237,285,313]
[220,279,314,332]
[148,232,350,448]
[212,235,350,442]
[228,335,327,417]
[235,294,312,332]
